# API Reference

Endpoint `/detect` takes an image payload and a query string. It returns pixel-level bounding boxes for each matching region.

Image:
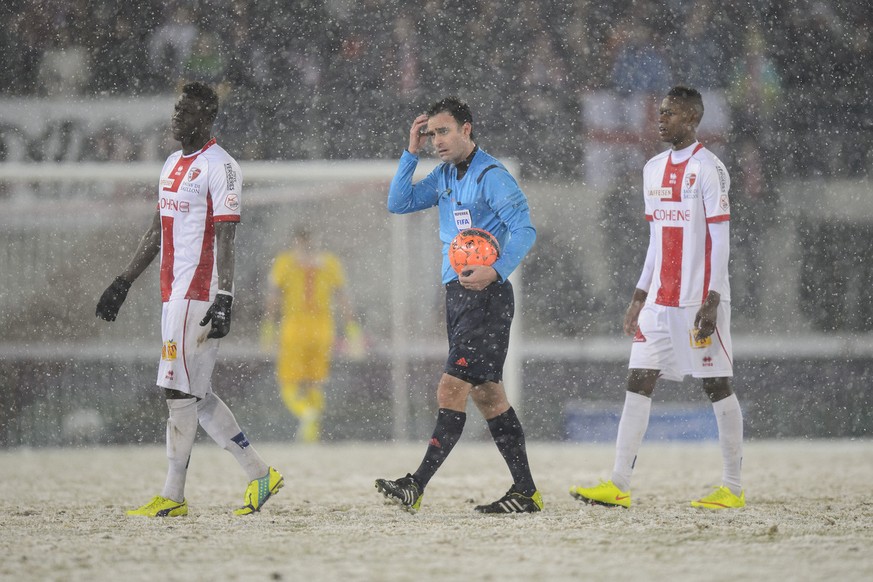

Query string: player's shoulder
[164,149,183,165]
[473,150,515,186]
[691,145,723,166]
[645,149,672,168]
[201,142,238,165]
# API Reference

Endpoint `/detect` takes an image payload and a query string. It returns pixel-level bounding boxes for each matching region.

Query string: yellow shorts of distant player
[277,320,334,384]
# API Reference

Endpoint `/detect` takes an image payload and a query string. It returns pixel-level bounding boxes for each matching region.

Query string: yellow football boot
[569,480,631,508]
[127,495,188,517]
[234,467,285,515]
[691,486,745,509]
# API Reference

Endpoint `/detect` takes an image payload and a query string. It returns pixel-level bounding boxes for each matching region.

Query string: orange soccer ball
[448,228,500,274]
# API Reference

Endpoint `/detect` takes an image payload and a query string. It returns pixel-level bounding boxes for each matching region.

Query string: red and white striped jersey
[641,142,730,307]
[156,138,242,302]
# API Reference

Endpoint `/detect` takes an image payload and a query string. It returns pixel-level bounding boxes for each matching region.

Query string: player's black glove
[200,293,233,339]
[96,276,132,322]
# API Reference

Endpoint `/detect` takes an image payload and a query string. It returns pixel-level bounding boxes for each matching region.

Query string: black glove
[96,276,131,321]
[200,294,233,339]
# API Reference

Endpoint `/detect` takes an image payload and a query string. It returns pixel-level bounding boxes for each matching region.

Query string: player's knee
[164,388,197,401]
[470,386,509,417]
[627,369,657,396]
[703,377,732,402]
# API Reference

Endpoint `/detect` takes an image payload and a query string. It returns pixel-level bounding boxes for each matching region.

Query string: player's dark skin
[624,95,733,403]
[118,91,237,402]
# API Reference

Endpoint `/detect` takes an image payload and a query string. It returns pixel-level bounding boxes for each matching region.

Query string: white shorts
[156,299,219,398]
[628,302,733,382]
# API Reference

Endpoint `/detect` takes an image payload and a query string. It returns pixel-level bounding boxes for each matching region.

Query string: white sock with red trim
[611,391,651,492]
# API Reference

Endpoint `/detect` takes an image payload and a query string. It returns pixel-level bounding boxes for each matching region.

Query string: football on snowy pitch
[448,228,500,274]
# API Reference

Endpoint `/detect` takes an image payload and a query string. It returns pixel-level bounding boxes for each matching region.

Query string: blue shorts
[444,279,514,385]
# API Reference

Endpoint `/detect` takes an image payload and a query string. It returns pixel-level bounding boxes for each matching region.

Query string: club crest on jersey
[684,173,697,187]
[188,168,201,181]
[161,340,177,361]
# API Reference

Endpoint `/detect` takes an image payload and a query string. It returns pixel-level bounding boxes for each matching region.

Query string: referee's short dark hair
[667,85,704,123]
[182,81,219,122]
[428,96,475,141]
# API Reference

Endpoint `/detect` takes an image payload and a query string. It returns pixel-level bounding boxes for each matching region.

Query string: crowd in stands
[3,0,872,334]
[2,0,871,181]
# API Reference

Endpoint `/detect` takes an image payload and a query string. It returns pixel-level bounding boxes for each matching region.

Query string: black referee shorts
[443,279,514,386]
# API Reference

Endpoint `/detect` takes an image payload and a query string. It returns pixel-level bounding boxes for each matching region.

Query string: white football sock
[712,393,743,495]
[161,397,199,502]
[611,391,652,492]
[197,392,268,481]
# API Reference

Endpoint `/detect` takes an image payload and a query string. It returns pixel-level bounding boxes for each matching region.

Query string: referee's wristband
[216,289,234,298]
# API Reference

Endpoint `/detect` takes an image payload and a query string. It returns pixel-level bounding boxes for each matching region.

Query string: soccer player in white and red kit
[571,86,745,510]
[96,82,283,517]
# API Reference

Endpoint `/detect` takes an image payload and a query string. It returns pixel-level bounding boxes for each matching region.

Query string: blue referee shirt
[388,148,536,284]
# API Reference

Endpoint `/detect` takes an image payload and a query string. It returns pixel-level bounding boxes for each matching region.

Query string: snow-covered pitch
[1,440,871,581]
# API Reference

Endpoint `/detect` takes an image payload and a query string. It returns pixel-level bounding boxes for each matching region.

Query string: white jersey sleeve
[207,150,242,223]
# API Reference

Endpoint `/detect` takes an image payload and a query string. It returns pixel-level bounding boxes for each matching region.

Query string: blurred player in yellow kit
[262,227,362,442]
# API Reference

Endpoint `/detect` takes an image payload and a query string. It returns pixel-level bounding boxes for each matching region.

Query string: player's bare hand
[459,265,498,291]
[623,291,647,336]
[408,114,430,155]
[623,303,643,336]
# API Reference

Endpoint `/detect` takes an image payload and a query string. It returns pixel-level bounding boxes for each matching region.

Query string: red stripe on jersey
[662,145,702,202]
[656,226,683,306]
[214,215,240,223]
[161,139,216,193]
[663,159,685,202]
[163,157,196,194]
[160,216,175,302]
[654,144,705,306]
[185,192,215,301]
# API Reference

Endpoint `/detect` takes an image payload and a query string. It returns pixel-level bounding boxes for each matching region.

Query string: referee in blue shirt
[376,97,542,513]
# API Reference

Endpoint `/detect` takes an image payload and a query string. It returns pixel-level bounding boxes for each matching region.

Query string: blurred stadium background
[1,0,871,446]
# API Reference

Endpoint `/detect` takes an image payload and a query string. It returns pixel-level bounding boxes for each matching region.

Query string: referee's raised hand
[407,114,430,155]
